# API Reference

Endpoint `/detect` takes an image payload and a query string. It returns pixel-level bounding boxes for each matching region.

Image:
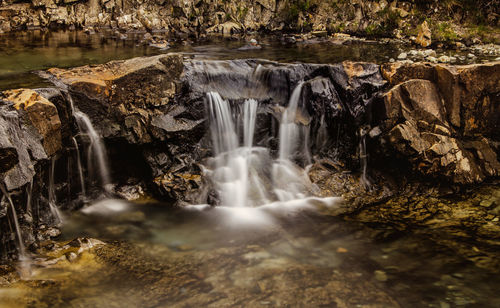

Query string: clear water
[1,198,497,307]
[0,30,405,91]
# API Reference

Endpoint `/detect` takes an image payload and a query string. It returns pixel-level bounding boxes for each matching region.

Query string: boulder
[47,54,187,144]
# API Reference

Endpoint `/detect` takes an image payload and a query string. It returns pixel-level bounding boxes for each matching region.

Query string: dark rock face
[0,88,68,261]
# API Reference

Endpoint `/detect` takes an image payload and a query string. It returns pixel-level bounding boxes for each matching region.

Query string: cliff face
[0,0,498,42]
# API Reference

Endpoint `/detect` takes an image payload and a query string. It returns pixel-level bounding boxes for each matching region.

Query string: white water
[201,86,340,225]
[0,183,30,278]
[74,111,111,192]
[48,156,63,224]
[72,137,86,196]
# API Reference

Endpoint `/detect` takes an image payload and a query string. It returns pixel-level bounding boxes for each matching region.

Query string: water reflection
[0,30,404,91]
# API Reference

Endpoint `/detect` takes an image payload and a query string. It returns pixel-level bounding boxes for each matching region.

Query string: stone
[416,21,432,48]
[423,49,437,57]
[427,56,438,63]
[374,270,388,282]
[397,52,407,60]
[438,56,450,63]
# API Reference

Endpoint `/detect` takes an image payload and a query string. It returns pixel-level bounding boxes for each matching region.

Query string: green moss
[432,22,459,42]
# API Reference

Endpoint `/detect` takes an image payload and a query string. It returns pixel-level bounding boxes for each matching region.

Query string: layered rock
[0,89,62,190]
[378,61,500,184]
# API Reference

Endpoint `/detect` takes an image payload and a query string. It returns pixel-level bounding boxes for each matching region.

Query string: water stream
[72,137,86,196]
[48,156,63,224]
[0,183,30,278]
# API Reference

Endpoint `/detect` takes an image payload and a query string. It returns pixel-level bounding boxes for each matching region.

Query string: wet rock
[47,54,184,144]
[374,270,388,282]
[0,89,62,190]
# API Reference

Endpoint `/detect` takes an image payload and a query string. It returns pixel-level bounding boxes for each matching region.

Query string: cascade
[60,88,111,192]
[72,137,86,196]
[0,183,30,277]
[204,83,337,214]
[359,127,371,189]
[74,111,111,192]
[48,156,63,223]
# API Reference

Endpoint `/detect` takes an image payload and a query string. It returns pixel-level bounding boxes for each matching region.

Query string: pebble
[408,50,418,56]
[389,58,395,63]
[449,56,457,63]
[397,52,407,60]
[423,49,437,57]
[438,55,450,63]
[480,199,494,207]
[374,270,388,282]
[496,57,500,61]
[427,56,438,63]
[467,53,476,58]
[336,247,348,253]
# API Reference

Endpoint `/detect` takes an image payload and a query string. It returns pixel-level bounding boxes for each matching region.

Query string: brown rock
[415,21,431,48]
[3,89,61,156]
[48,54,184,143]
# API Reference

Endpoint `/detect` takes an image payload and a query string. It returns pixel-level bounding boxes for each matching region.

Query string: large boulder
[47,54,188,144]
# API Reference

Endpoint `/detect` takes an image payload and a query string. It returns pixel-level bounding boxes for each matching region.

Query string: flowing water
[74,111,112,192]
[48,156,63,224]
[0,183,30,278]
[72,137,86,196]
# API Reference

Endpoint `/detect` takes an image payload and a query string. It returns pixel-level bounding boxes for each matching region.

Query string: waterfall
[48,156,63,223]
[56,86,111,193]
[206,92,269,208]
[72,137,86,196]
[359,127,371,190]
[0,183,30,277]
[279,82,303,161]
[74,111,111,192]
[205,84,335,211]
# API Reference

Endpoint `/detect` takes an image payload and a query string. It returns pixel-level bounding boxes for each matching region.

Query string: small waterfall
[48,156,63,223]
[74,111,111,191]
[359,127,371,190]
[279,82,303,161]
[26,180,33,214]
[72,137,86,196]
[0,183,30,277]
[206,92,269,208]
[205,86,334,212]
[56,86,111,193]
[272,83,312,201]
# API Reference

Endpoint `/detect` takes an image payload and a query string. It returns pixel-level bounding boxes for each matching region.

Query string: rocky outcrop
[378,61,500,184]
